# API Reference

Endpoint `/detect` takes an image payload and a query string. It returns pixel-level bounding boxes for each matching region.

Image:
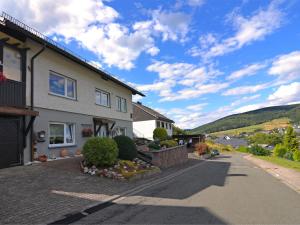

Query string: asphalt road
[74,154,300,224]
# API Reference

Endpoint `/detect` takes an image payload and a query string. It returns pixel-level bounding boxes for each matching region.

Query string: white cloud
[0,0,159,70]
[135,61,225,102]
[134,10,192,43]
[187,0,205,7]
[161,82,229,102]
[268,82,300,104]
[234,82,300,113]
[227,63,266,80]
[223,83,268,96]
[186,103,208,111]
[268,51,300,81]
[190,1,283,59]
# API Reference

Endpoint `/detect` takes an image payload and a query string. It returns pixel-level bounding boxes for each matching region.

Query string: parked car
[211,149,220,156]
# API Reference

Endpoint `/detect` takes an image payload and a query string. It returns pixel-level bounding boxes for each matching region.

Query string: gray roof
[214,137,248,148]
[133,102,174,123]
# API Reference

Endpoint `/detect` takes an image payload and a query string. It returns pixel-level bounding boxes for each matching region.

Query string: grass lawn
[256,155,300,172]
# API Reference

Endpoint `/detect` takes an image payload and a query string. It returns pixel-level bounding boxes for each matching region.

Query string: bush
[283,151,294,160]
[248,145,271,156]
[148,142,160,150]
[195,143,209,155]
[293,150,300,162]
[237,146,248,153]
[160,140,178,148]
[273,144,287,157]
[153,128,168,141]
[113,135,137,160]
[82,137,118,167]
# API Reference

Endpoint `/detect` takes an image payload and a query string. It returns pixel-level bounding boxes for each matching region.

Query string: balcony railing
[0,79,25,107]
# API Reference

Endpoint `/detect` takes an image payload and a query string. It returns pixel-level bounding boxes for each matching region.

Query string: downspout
[30,45,46,162]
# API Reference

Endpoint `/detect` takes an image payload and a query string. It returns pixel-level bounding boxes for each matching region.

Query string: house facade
[133,102,174,140]
[0,13,143,169]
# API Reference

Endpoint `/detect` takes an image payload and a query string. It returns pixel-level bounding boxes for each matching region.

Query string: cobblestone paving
[0,157,201,224]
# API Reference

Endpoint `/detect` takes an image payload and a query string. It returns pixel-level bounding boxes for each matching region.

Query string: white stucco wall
[133,120,156,140]
[25,40,134,122]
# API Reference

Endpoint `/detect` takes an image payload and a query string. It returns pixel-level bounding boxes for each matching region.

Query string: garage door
[0,117,22,169]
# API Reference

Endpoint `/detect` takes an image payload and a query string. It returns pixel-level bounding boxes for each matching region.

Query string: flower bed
[81,158,160,180]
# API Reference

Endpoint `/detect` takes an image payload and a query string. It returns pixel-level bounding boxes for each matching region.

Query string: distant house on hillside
[133,102,174,140]
[215,136,248,149]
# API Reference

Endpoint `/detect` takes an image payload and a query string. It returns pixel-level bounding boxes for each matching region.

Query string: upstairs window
[3,46,21,81]
[116,96,127,112]
[49,72,76,99]
[95,89,110,107]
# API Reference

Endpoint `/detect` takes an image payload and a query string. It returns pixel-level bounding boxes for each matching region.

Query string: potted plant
[38,154,48,162]
[82,128,93,137]
[60,148,69,157]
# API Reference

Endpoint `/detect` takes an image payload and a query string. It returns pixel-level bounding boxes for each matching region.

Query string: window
[116,96,127,112]
[49,72,76,99]
[156,121,160,128]
[49,122,75,147]
[95,89,110,107]
[161,122,164,128]
[3,46,21,81]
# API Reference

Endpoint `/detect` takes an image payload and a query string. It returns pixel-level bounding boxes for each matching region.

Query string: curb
[244,155,300,194]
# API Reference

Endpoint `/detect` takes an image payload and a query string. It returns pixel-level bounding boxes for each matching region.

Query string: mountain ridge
[190,104,300,134]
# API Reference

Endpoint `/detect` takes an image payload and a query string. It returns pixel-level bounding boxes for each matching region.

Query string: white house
[133,102,174,140]
[0,12,144,168]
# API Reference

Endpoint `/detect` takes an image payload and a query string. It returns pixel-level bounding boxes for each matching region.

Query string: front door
[0,117,22,169]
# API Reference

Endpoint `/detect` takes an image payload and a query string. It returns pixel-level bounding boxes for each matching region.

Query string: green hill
[190,104,300,134]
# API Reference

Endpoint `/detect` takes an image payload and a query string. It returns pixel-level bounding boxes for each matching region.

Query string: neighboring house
[214,136,248,149]
[133,102,174,140]
[0,13,144,169]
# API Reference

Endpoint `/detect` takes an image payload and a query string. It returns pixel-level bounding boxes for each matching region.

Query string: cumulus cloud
[190,1,284,59]
[135,61,224,102]
[227,63,266,80]
[268,51,300,82]
[223,83,268,96]
[133,10,192,43]
[234,82,300,113]
[0,0,161,70]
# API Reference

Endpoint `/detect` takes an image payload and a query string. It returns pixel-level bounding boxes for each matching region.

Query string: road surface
[73,154,300,224]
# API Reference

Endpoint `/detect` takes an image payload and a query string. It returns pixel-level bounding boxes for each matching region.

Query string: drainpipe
[30,45,46,162]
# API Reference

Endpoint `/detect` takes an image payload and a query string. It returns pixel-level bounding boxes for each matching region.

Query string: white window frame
[49,71,77,100]
[95,89,110,107]
[116,96,127,112]
[49,122,76,147]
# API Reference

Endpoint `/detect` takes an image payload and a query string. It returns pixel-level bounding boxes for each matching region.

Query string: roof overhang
[0,106,39,116]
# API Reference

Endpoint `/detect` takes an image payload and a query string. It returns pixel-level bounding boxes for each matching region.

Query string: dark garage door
[0,117,22,169]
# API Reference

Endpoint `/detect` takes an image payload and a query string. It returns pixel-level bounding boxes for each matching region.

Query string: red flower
[0,72,7,82]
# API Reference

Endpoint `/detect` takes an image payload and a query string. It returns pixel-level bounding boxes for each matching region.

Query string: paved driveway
[74,154,300,224]
[0,157,200,224]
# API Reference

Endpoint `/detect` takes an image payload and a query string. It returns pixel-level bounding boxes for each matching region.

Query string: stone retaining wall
[150,145,188,168]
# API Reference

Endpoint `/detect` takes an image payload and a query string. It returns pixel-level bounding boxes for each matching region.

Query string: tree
[153,128,168,141]
[172,125,186,135]
[283,126,299,152]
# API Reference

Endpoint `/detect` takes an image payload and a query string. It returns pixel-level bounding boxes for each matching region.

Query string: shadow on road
[81,203,228,224]
[139,160,231,200]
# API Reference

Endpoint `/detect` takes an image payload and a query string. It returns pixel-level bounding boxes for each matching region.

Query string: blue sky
[1,0,300,128]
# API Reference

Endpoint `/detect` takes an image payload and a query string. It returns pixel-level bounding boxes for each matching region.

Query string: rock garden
[81,135,160,180]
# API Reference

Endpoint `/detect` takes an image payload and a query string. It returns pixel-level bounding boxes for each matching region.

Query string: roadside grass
[255,155,300,172]
[211,118,290,136]
[206,140,235,153]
